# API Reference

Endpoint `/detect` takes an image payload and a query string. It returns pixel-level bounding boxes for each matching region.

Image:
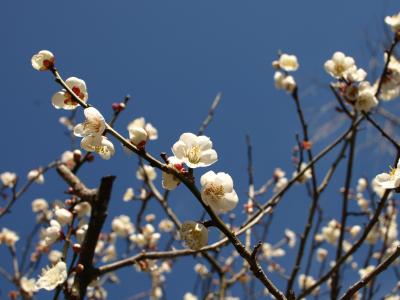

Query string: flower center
[187,145,201,164]
[203,183,225,201]
[83,118,103,134]
[389,166,397,178]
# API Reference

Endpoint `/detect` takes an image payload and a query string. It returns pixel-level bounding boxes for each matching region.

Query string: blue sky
[1,0,400,299]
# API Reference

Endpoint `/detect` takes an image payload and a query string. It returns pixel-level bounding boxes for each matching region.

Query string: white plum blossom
[0,228,19,246]
[357,178,368,193]
[128,126,148,148]
[31,50,54,71]
[81,135,115,160]
[183,292,198,300]
[75,224,88,244]
[20,277,36,296]
[374,159,400,189]
[321,220,340,244]
[128,117,158,141]
[298,274,319,295]
[354,82,378,112]
[200,171,239,214]
[162,156,184,190]
[324,52,356,79]
[35,261,67,291]
[111,215,135,237]
[73,201,91,217]
[276,53,299,72]
[350,225,362,238]
[136,165,157,181]
[285,229,297,248]
[274,71,296,93]
[158,219,174,233]
[293,162,312,183]
[74,107,106,138]
[123,187,135,201]
[52,77,88,110]
[375,54,400,101]
[48,250,63,264]
[130,224,161,248]
[262,243,285,259]
[172,133,217,168]
[102,243,117,262]
[0,172,16,187]
[32,198,49,213]
[27,169,45,184]
[54,207,73,225]
[316,248,328,262]
[359,265,375,279]
[42,220,62,246]
[194,263,209,277]
[180,221,208,250]
[385,12,400,32]
[274,176,288,194]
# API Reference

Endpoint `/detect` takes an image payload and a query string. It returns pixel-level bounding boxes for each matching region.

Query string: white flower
[183,292,198,300]
[81,135,115,160]
[42,220,62,246]
[194,263,209,277]
[274,71,296,93]
[274,176,288,193]
[316,248,328,262]
[354,82,378,112]
[285,229,296,248]
[374,158,400,189]
[74,107,106,137]
[172,133,218,168]
[48,250,63,264]
[123,187,135,201]
[112,215,134,237]
[158,219,174,233]
[359,265,375,279]
[180,221,208,250]
[51,77,88,110]
[73,202,91,217]
[162,156,184,190]
[128,127,148,148]
[35,261,67,291]
[27,169,44,184]
[102,244,117,262]
[375,54,400,101]
[385,12,400,32]
[324,52,356,79]
[31,50,54,71]
[136,165,157,181]
[277,54,299,72]
[350,225,362,238]
[0,172,16,187]
[20,277,36,296]
[321,220,340,244]
[292,162,312,183]
[0,228,19,246]
[75,224,88,244]
[127,117,158,140]
[200,171,239,213]
[298,274,319,295]
[262,243,285,259]
[130,224,160,248]
[357,178,368,193]
[32,198,49,213]
[54,208,73,225]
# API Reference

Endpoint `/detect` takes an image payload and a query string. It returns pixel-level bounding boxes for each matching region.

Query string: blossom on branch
[200,171,238,214]
[172,133,217,168]
[180,221,208,250]
[0,171,16,187]
[31,50,54,71]
[374,159,400,189]
[385,12,400,32]
[74,107,106,137]
[52,77,88,110]
[35,261,67,291]
[162,156,184,190]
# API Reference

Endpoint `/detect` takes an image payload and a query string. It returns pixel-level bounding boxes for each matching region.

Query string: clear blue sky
[1,0,399,299]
